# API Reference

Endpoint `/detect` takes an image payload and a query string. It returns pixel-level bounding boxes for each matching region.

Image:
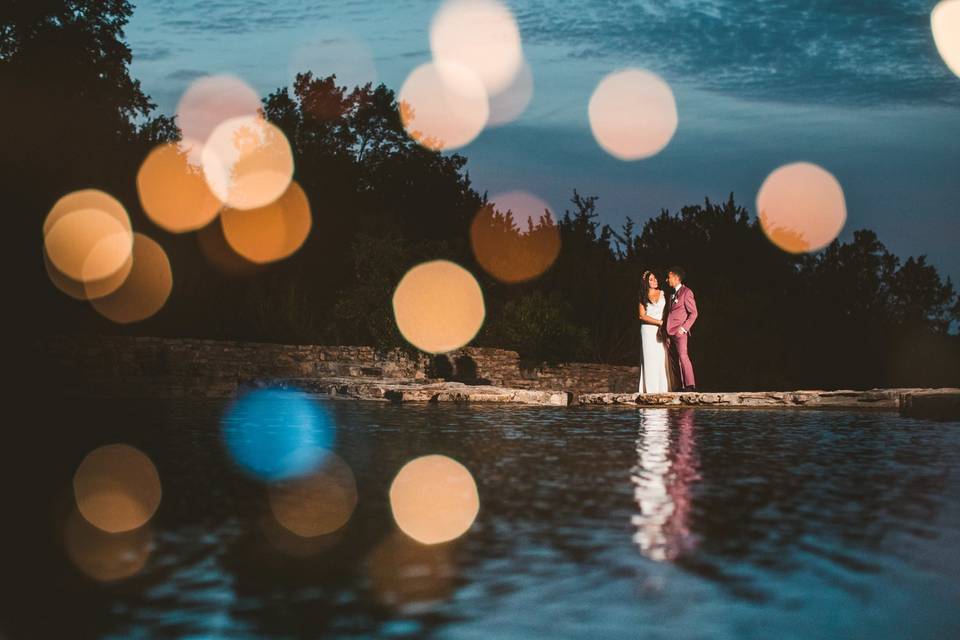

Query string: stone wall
[424,349,638,394]
[40,335,639,398]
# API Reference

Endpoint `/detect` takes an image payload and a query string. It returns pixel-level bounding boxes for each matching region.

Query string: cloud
[165,69,207,81]
[145,0,331,34]
[515,0,960,106]
[135,46,174,62]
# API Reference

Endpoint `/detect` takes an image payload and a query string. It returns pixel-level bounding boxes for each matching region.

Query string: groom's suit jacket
[666,285,698,336]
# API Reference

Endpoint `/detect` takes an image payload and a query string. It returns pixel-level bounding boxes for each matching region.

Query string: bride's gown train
[639,294,670,393]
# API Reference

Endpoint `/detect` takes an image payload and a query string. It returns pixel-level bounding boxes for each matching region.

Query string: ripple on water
[19,400,960,639]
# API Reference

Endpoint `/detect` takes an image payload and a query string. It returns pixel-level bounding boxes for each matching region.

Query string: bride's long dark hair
[640,270,659,307]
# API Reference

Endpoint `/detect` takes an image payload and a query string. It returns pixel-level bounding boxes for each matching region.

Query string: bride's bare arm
[638,304,663,325]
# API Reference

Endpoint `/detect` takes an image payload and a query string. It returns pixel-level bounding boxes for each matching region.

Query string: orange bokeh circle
[90,233,173,323]
[73,444,162,533]
[756,162,846,254]
[392,260,486,354]
[219,180,312,264]
[470,191,560,283]
[389,454,480,544]
[137,141,222,232]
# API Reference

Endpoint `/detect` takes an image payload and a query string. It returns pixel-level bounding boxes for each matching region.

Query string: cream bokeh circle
[589,68,678,160]
[932,0,960,77]
[399,61,489,151]
[201,116,295,210]
[430,0,523,94]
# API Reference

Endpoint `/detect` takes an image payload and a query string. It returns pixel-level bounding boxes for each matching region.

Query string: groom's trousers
[671,332,696,388]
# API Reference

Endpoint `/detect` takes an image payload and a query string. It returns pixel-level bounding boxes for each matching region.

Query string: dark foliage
[2,0,175,338]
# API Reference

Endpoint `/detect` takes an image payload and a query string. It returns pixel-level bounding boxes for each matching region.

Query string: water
[5,400,960,639]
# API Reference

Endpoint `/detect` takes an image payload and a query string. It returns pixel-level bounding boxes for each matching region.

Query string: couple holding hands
[638,266,698,394]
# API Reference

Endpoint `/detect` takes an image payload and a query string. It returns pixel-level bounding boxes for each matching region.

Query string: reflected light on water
[73,444,162,533]
[268,451,357,537]
[488,58,533,126]
[756,162,846,254]
[137,141,222,233]
[430,0,523,94]
[399,61,489,151]
[222,388,335,481]
[392,260,486,354]
[632,409,699,562]
[63,508,153,582]
[260,513,343,557]
[588,68,678,161]
[90,233,173,323]
[220,180,312,264]
[175,74,261,144]
[367,530,456,611]
[201,115,295,211]
[471,190,560,283]
[389,454,479,544]
[932,0,960,77]
[43,190,133,283]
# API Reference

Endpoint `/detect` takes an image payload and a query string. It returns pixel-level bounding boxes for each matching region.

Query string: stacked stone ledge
[39,336,957,414]
[40,336,627,406]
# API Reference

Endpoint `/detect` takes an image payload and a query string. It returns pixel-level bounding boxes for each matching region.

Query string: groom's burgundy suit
[666,284,698,389]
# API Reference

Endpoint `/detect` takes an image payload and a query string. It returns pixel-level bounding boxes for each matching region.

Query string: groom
[665,267,698,391]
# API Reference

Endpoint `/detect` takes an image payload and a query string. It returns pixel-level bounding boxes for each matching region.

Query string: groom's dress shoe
[682,386,697,392]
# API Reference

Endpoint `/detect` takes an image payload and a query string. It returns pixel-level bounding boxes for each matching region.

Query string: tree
[12,3,958,389]
[3,0,173,336]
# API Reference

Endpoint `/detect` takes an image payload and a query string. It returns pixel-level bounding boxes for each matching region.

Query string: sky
[125,0,960,284]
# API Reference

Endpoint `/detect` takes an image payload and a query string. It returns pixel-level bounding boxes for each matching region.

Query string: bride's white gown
[639,294,670,393]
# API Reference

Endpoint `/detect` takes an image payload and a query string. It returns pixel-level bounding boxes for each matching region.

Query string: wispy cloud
[514,0,960,106]
[165,68,207,81]
[133,0,336,34]
[134,46,174,61]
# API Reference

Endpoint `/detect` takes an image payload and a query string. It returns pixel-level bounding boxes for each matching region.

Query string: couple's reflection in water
[632,408,700,562]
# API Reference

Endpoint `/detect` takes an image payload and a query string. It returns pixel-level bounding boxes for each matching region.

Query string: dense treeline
[5,1,958,390]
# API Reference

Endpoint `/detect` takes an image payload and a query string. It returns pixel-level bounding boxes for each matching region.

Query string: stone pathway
[578,388,960,420]
[578,389,921,409]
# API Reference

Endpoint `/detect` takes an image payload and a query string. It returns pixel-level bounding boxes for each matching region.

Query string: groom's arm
[682,290,698,331]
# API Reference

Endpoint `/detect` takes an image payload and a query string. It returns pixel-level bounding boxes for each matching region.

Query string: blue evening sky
[126,0,960,284]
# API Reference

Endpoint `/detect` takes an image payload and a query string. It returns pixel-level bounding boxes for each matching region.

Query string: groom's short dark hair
[668,266,685,281]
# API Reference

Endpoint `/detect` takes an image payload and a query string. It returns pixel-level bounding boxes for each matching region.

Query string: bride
[638,270,672,393]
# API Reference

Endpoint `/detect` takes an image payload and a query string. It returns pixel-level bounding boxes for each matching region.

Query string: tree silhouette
[3,0,174,337]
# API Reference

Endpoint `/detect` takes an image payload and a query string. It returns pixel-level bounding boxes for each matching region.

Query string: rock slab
[263,378,572,407]
[578,389,931,410]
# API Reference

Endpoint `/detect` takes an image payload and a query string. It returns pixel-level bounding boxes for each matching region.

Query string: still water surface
[8,400,960,639]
